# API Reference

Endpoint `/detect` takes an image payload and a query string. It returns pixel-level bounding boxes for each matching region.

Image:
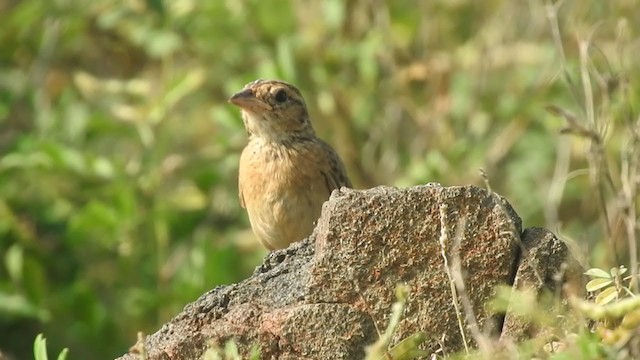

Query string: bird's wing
[318,139,352,193]
[238,181,246,208]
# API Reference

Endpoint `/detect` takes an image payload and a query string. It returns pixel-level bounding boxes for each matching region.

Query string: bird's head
[229,79,315,141]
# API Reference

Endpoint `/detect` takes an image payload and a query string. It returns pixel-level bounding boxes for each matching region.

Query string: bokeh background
[1,0,638,358]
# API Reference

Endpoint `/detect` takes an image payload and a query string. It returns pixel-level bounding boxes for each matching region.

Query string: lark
[229,79,351,250]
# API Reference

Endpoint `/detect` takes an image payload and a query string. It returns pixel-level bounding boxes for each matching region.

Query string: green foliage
[572,268,640,357]
[365,285,429,360]
[201,340,260,360]
[34,334,69,360]
[0,0,638,358]
[585,266,635,305]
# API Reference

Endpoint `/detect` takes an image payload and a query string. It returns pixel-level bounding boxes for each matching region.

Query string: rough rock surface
[117,184,573,360]
[500,227,583,342]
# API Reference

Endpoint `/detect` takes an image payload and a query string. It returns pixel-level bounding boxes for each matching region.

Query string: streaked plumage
[229,79,351,250]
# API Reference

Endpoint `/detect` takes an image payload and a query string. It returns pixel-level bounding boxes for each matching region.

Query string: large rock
[118,184,574,359]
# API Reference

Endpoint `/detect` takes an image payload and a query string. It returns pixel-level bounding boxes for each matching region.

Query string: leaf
[584,268,611,279]
[0,292,49,320]
[618,266,628,276]
[546,105,599,140]
[596,287,618,305]
[57,348,69,360]
[5,244,23,283]
[385,332,429,360]
[33,334,48,360]
[545,105,577,122]
[586,278,613,292]
[610,267,619,277]
[571,296,640,321]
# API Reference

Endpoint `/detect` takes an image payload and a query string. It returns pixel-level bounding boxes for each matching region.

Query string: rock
[117,184,573,360]
[500,227,583,342]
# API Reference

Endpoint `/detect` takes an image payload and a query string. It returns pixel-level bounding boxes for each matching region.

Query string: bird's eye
[274,89,288,103]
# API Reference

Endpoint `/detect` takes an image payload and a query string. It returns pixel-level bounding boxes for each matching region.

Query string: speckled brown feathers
[229,79,351,250]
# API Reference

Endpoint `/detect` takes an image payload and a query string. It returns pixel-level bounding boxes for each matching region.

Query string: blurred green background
[0,0,638,358]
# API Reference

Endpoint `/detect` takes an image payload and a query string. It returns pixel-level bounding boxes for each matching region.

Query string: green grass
[0,0,638,358]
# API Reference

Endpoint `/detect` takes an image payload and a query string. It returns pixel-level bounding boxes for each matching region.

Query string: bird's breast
[238,139,330,248]
[240,139,324,195]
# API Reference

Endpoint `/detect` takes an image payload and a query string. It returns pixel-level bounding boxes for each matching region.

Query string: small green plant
[200,340,260,360]
[584,266,637,305]
[33,334,69,360]
[364,285,429,360]
[570,266,640,354]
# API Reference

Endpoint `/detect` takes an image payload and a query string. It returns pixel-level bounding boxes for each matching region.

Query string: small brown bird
[229,79,351,250]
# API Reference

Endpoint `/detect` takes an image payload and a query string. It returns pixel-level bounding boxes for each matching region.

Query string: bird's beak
[228,88,270,111]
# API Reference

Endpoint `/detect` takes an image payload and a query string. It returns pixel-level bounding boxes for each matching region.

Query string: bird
[229,79,351,250]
